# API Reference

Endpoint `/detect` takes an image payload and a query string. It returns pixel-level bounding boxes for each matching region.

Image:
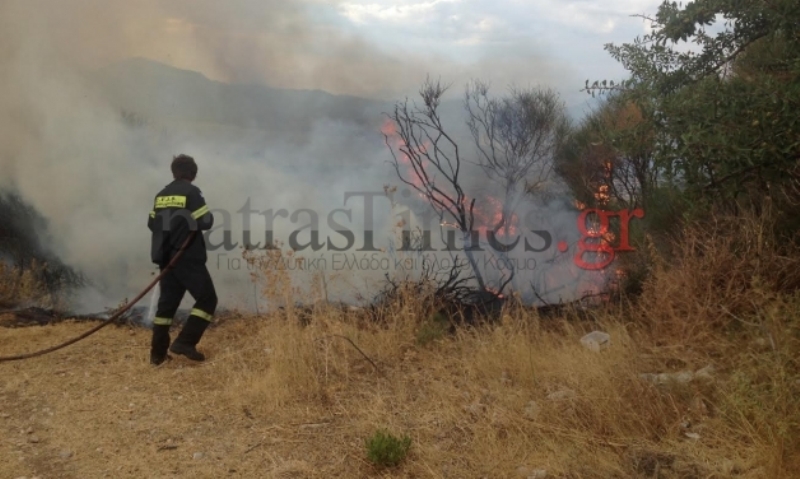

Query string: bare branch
[384,78,487,290]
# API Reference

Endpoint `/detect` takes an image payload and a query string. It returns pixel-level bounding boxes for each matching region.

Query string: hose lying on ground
[0,232,196,363]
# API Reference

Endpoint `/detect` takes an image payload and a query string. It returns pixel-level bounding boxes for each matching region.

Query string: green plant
[365,429,412,468]
[416,312,449,346]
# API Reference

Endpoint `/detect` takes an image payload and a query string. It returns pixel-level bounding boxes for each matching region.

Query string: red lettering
[574,209,615,270]
[614,208,644,251]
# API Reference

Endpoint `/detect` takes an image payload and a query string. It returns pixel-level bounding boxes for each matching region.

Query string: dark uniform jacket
[148,179,214,266]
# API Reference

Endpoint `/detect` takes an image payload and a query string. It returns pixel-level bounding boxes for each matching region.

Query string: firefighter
[147,154,217,365]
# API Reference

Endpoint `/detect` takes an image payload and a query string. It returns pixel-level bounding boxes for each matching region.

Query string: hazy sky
[5,0,662,112]
[328,0,662,107]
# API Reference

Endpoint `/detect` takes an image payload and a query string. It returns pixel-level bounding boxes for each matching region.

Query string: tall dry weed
[0,260,67,310]
[215,304,795,477]
[214,202,800,476]
[635,204,800,342]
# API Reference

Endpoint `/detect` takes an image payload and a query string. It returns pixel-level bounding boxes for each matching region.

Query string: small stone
[719,459,741,474]
[528,470,548,479]
[1,413,10,418]
[580,331,611,352]
[524,401,540,420]
[516,466,532,477]
[465,402,485,415]
[28,436,40,444]
[640,371,695,385]
[193,452,204,460]
[59,450,74,459]
[547,390,576,401]
[299,423,328,430]
[691,396,709,416]
[684,432,700,440]
[639,373,656,383]
[694,365,715,381]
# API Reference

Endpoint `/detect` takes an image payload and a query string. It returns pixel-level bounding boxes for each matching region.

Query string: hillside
[93,58,391,137]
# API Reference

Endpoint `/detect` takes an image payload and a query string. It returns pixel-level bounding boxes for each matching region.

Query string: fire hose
[0,232,197,363]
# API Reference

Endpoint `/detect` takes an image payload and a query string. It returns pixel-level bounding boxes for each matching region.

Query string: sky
[0,0,665,114]
[326,0,664,111]
[158,0,662,117]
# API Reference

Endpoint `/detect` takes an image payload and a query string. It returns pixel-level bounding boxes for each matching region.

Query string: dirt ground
[0,320,361,479]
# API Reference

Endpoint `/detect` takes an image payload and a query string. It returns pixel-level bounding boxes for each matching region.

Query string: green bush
[416,312,449,346]
[365,429,411,468]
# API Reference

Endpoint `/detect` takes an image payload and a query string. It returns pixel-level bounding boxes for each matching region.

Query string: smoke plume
[0,0,601,312]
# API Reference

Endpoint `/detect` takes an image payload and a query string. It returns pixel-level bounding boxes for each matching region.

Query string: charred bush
[0,191,85,307]
[437,288,505,326]
[368,255,506,328]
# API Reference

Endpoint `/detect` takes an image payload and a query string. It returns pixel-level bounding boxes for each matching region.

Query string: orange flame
[485,286,505,299]
[383,119,519,239]
[382,119,433,199]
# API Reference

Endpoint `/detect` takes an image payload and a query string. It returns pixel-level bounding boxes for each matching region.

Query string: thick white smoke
[0,0,608,313]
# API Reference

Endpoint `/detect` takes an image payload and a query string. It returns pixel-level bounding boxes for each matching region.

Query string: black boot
[150,324,172,365]
[169,316,210,361]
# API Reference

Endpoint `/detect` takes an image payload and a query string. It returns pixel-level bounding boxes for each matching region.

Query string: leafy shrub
[416,312,449,346]
[365,429,411,468]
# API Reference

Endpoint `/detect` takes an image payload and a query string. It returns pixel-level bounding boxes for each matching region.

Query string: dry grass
[1,298,798,478]
[1,213,799,478]
[0,260,67,310]
[634,205,800,343]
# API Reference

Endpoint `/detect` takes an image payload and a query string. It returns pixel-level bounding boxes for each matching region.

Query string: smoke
[0,0,602,313]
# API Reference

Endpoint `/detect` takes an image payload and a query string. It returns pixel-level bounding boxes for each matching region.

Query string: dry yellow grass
[0,260,66,311]
[1,296,797,478]
[2,211,798,478]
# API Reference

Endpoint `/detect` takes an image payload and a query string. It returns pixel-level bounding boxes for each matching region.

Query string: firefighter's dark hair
[171,154,198,180]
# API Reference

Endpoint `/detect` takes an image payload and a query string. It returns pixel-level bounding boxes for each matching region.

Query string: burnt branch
[465,81,569,234]
[384,77,486,290]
